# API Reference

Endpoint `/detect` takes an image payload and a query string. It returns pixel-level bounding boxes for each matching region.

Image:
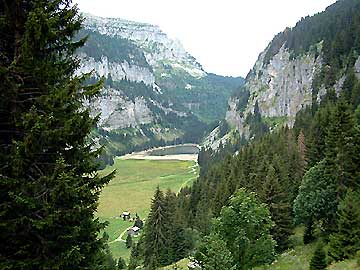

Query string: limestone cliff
[77,14,243,157]
[226,43,322,137]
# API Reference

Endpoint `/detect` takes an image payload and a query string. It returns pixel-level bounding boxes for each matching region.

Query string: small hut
[121,211,131,220]
[127,226,140,236]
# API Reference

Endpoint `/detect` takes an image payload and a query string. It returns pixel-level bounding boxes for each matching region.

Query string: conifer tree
[325,101,360,199]
[328,190,360,261]
[117,257,126,269]
[126,234,133,249]
[261,165,293,251]
[142,187,167,269]
[0,1,113,269]
[309,242,327,270]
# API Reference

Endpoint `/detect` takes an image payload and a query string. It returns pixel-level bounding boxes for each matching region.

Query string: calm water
[148,144,200,156]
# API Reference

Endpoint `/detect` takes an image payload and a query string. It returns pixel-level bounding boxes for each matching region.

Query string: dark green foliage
[213,189,275,270]
[324,101,360,199]
[195,233,235,270]
[186,128,302,237]
[128,243,141,270]
[294,161,337,229]
[303,220,315,245]
[126,234,133,249]
[261,165,293,251]
[78,29,150,68]
[328,190,360,261]
[245,100,269,139]
[0,1,114,269]
[117,257,126,269]
[142,187,167,268]
[139,188,195,269]
[263,0,360,88]
[309,242,327,270]
[134,214,144,229]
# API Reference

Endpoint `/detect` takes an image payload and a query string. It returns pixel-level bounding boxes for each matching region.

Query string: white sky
[74,0,337,77]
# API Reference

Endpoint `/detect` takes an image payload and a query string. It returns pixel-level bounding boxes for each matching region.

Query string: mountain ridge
[77,13,244,162]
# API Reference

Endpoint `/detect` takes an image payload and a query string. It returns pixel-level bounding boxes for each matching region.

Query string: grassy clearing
[97,159,199,260]
[255,226,360,270]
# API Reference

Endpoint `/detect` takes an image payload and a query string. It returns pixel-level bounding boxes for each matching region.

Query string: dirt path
[109,226,131,244]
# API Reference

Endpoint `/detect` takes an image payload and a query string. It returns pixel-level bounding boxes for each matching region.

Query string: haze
[74,0,337,77]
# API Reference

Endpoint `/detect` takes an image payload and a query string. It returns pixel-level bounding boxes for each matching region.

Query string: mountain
[207,0,360,149]
[76,14,244,161]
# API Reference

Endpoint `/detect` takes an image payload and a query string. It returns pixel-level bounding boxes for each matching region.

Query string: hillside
[125,1,360,270]
[76,14,244,161]
[204,0,360,148]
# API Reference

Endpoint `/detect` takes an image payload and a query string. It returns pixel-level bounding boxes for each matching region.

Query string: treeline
[130,47,360,270]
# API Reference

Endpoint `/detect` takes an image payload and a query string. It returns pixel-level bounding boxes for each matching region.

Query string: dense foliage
[133,1,360,269]
[0,1,114,269]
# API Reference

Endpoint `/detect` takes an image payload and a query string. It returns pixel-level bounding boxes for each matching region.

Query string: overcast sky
[74,0,337,77]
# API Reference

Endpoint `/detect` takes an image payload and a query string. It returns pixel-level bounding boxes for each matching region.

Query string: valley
[97,145,200,260]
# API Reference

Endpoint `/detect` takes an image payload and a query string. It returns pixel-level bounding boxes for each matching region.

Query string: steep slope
[222,0,360,142]
[77,14,243,160]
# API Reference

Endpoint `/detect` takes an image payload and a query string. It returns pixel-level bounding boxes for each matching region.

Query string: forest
[1,0,360,270]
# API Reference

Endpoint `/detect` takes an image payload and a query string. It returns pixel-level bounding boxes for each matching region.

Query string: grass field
[97,158,199,260]
[254,227,360,270]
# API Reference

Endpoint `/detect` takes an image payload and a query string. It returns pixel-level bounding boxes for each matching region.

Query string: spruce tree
[126,234,133,249]
[325,101,360,200]
[261,165,293,251]
[117,257,126,269]
[328,190,360,261]
[142,187,167,269]
[0,1,113,269]
[309,242,327,270]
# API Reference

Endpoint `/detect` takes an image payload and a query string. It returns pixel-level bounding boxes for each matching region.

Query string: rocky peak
[82,13,205,77]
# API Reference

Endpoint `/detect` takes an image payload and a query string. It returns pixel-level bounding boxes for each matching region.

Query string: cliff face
[226,43,322,137]
[222,0,360,143]
[77,14,243,156]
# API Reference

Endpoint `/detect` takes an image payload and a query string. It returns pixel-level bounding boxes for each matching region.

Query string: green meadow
[97,158,199,260]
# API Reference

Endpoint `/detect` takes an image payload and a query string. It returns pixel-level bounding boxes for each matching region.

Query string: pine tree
[297,129,307,174]
[309,242,327,270]
[128,242,141,270]
[126,234,133,249]
[142,187,168,269]
[328,190,360,261]
[325,101,360,200]
[117,257,126,269]
[0,1,113,269]
[261,165,293,251]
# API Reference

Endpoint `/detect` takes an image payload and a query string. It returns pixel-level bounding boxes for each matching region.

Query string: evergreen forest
[1,0,360,270]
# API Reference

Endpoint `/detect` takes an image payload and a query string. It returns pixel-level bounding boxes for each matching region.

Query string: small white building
[121,211,131,220]
[127,226,140,236]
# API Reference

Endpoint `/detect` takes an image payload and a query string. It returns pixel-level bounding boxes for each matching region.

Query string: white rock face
[86,88,153,130]
[83,13,206,78]
[355,56,360,79]
[78,53,155,86]
[226,43,322,136]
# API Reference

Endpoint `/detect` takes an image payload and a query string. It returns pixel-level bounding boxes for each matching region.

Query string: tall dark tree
[142,187,167,269]
[328,190,360,261]
[294,161,337,234]
[309,242,327,270]
[0,1,113,269]
[126,234,133,249]
[261,165,293,251]
[325,101,360,199]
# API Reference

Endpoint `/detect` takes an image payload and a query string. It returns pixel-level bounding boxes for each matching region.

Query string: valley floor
[97,153,199,260]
